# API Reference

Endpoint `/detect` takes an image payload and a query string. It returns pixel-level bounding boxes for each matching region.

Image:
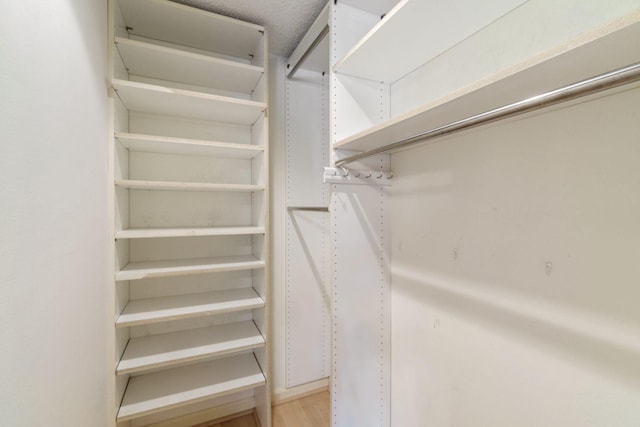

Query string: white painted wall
[0,1,109,426]
[390,85,640,426]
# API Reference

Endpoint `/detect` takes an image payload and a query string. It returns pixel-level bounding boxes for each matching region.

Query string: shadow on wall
[392,265,640,390]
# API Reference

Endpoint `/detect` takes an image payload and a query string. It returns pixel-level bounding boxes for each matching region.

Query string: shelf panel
[118,0,264,59]
[112,79,265,124]
[335,17,640,151]
[115,179,264,192]
[115,133,264,159]
[116,226,265,239]
[117,352,265,422]
[334,0,526,83]
[117,321,265,375]
[115,37,264,94]
[340,0,400,17]
[116,288,265,327]
[116,255,265,281]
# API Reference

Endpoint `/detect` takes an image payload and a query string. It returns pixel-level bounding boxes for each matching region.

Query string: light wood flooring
[273,390,330,427]
[192,391,330,427]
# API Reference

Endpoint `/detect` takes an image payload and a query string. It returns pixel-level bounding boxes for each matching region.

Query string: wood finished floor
[273,391,330,427]
[192,391,330,427]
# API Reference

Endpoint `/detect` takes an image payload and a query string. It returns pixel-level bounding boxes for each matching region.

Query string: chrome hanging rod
[287,206,330,212]
[288,25,329,78]
[335,61,640,168]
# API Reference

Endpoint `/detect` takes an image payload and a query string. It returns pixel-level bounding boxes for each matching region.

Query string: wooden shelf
[115,179,264,192]
[335,17,640,151]
[115,133,264,159]
[116,226,265,239]
[116,288,265,327]
[116,255,265,281]
[334,0,526,84]
[118,0,264,60]
[117,353,265,422]
[112,79,265,124]
[115,37,264,94]
[117,321,265,375]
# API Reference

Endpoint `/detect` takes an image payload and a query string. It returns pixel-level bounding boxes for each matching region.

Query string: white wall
[0,1,109,426]
[390,86,640,426]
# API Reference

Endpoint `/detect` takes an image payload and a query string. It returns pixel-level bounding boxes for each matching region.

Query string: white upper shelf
[115,179,264,193]
[112,79,265,125]
[118,0,264,59]
[340,0,401,17]
[115,133,264,159]
[116,288,265,327]
[117,353,265,422]
[335,16,640,151]
[117,321,265,375]
[334,0,527,84]
[116,254,265,281]
[115,37,264,94]
[116,226,265,239]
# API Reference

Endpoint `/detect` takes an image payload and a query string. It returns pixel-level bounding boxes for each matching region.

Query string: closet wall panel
[285,70,331,387]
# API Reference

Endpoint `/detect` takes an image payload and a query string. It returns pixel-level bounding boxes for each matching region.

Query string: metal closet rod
[335,61,640,167]
[287,206,330,212]
[288,25,329,78]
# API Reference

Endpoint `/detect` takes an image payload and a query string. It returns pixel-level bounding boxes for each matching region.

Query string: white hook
[386,172,393,179]
[376,171,383,179]
[364,171,372,178]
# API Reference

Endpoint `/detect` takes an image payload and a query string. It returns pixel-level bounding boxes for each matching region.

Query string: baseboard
[272,378,330,406]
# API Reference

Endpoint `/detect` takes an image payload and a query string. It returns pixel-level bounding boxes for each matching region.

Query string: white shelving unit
[332,1,640,152]
[108,0,270,425]
[326,2,640,426]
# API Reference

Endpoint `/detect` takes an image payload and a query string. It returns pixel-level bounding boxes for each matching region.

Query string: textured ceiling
[171,0,328,57]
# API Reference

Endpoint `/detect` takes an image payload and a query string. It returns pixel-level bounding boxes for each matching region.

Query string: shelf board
[112,79,265,125]
[116,226,265,239]
[335,16,640,152]
[117,352,265,422]
[115,179,264,193]
[116,288,265,327]
[116,255,265,281]
[117,321,265,375]
[118,0,264,59]
[334,0,526,83]
[115,133,264,159]
[115,37,264,94]
[340,0,401,17]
